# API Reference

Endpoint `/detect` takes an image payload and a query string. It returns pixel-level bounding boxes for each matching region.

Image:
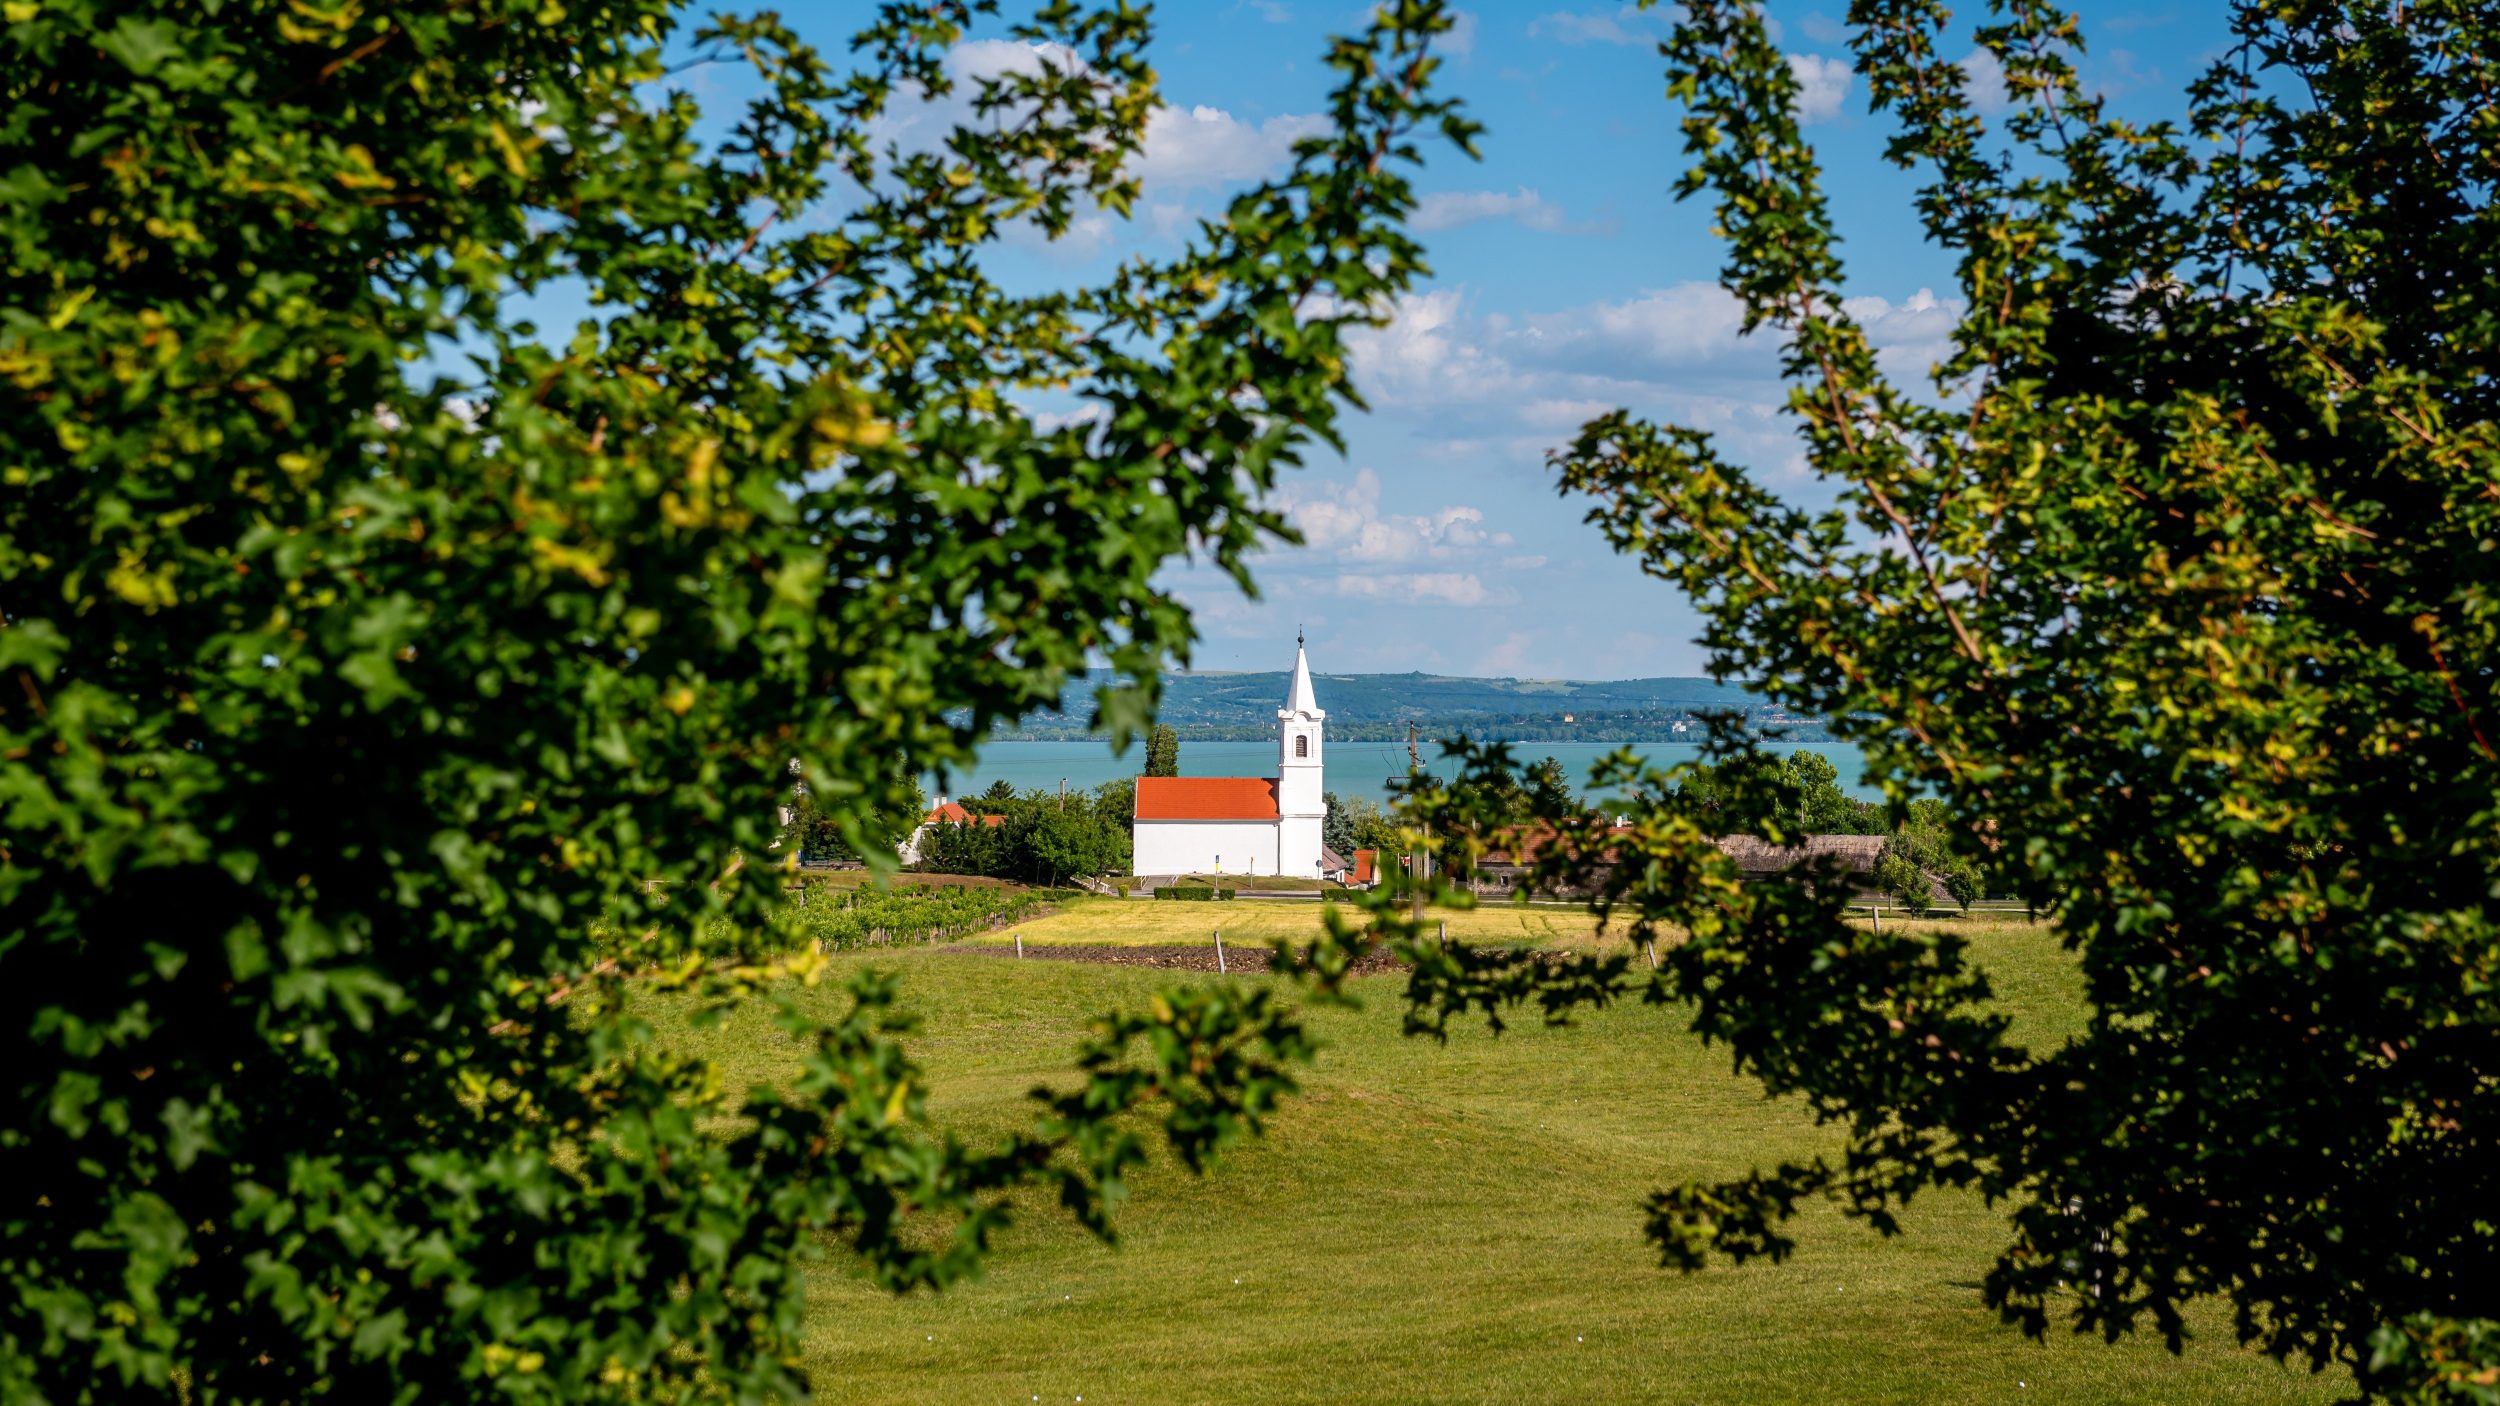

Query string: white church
[1132,636,1329,879]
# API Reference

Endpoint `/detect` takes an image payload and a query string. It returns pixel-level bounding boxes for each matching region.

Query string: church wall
[1133,819,1281,877]
[1277,814,1325,879]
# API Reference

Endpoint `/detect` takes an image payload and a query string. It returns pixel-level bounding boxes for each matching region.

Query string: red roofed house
[1132,636,1328,878]
[898,799,1005,864]
[922,801,1005,829]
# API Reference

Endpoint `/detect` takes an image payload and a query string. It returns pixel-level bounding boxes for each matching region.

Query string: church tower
[1275,631,1327,875]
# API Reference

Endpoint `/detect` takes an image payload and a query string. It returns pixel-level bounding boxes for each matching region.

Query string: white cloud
[1444,9,1479,59]
[1251,469,1537,617]
[1279,467,1515,565]
[1513,281,1752,374]
[1138,104,1329,190]
[1335,572,1499,606]
[1843,286,1960,382]
[1527,6,1661,46]
[1785,52,1853,123]
[1413,186,1577,233]
[1527,5,1782,47]
[1344,287,1532,409]
[1340,281,1966,482]
[1519,398,1615,430]
[1799,11,1847,44]
[1957,47,2012,114]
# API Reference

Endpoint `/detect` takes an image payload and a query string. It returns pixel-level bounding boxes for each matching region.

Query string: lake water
[926,739,1880,806]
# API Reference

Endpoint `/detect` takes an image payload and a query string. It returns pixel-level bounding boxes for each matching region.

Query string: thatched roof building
[1470,827,1944,901]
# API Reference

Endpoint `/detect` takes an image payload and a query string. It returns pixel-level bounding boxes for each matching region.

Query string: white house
[1132,637,1328,878]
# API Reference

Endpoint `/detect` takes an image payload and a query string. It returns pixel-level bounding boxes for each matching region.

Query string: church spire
[1283,634,1320,717]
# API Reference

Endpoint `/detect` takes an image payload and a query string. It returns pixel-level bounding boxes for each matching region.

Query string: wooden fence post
[1215,928,1226,975]
[1015,933,1024,959]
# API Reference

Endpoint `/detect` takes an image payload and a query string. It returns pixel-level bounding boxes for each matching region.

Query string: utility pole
[1406,721,1429,922]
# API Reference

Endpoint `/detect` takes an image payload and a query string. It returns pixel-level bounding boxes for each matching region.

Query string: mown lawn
[1161,873,1344,893]
[976,893,1612,949]
[650,925,2338,1406]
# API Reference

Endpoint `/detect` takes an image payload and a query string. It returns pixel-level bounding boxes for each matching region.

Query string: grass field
[974,893,1612,950]
[1163,873,1344,893]
[649,924,2340,1406]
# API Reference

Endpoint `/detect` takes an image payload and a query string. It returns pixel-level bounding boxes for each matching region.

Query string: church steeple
[1276,633,1325,822]
[1283,627,1320,718]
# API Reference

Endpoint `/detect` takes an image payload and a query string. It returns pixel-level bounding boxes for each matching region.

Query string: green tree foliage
[1094,776,1137,830]
[1940,867,1982,914]
[1523,756,1579,818]
[784,766,925,864]
[1020,799,1121,886]
[779,883,1052,952]
[1143,723,1181,778]
[1786,750,1874,835]
[1321,790,1356,858]
[1431,752,1585,833]
[918,815,1017,878]
[1876,799,1985,916]
[915,782,1134,883]
[1310,2,2500,1398]
[1675,751,1882,835]
[1337,793,1401,863]
[1868,850,1931,918]
[784,787,859,863]
[0,1,1472,1399]
[1449,765,1529,830]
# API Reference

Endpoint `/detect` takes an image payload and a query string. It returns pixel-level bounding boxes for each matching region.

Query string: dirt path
[939,942,1410,975]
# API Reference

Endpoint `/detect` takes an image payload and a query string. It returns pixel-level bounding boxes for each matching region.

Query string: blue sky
[755,3,2238,680]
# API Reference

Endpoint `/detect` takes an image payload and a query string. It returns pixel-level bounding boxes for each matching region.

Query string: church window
[1294,735,1308,758]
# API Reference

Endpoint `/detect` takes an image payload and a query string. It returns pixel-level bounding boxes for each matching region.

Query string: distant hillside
[987,671,1829,742]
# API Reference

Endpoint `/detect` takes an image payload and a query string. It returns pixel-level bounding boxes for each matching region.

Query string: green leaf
[95,17,180,76]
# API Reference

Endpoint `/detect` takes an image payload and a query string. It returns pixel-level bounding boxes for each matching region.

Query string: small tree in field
[1870,849,1931,918]
[1322,2,2500,1399]
[0,2,1471,1399]
[1941,867,1982,915]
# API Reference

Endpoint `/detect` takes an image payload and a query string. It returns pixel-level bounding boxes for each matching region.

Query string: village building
[1131,636,1328,879]
[1469,827,1940,902]
[897,800,1004,865]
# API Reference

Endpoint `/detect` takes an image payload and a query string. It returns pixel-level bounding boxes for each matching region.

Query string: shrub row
[785,884,1057,951]
[1154,886,1237,901]
[590,883,1059,962]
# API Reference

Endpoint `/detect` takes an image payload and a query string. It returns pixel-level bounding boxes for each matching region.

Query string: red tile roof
[925,802,1006,827]
[1352,849,1376,885]
[1135,776,1280,822]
